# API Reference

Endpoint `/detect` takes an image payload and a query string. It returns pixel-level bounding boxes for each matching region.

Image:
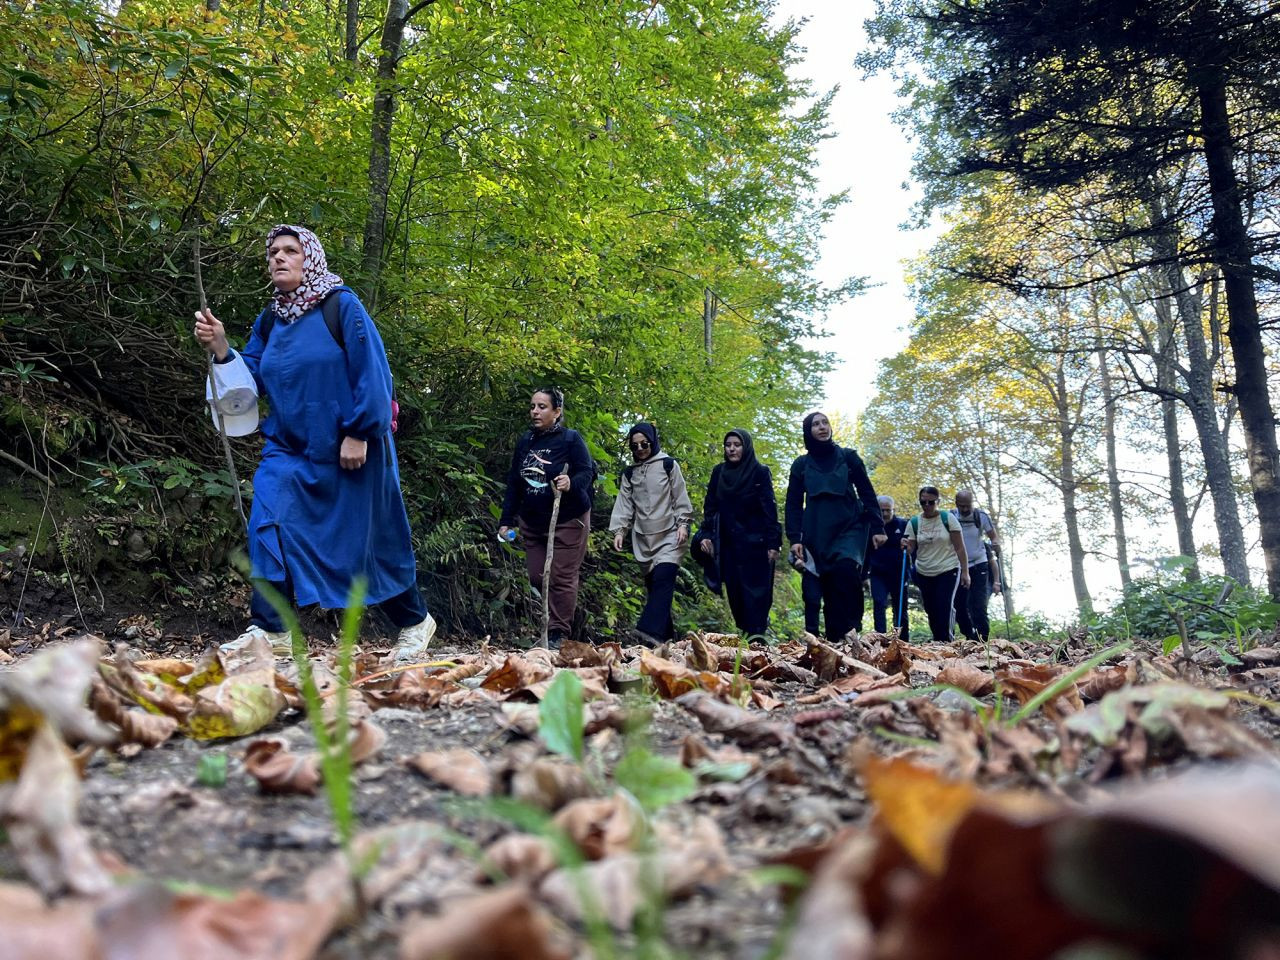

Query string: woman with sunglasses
[609,422,694,645]
[903,485,970,643]
[785,411,885,642]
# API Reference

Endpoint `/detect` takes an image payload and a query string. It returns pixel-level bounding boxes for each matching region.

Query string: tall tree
[864,0,1280,595]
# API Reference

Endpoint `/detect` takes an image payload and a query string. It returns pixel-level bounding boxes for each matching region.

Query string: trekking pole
[540,463,566,649]
[195,234,248,532]
[895,547,908,634]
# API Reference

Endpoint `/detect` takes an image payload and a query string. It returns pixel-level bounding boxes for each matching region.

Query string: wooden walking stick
[195,234,248,531]
[540,463,566,649]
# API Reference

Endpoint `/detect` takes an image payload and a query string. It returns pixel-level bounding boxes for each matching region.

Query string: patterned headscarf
[265,224,344,321]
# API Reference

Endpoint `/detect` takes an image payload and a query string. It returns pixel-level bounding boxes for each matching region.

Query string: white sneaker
[221,625,293,659]
[393,614,437,663]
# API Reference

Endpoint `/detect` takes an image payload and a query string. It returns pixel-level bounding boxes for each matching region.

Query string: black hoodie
[499,423,594,529]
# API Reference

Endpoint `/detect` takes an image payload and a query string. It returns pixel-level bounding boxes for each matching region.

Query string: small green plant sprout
[195,752,227,788]
[539,669,585,762]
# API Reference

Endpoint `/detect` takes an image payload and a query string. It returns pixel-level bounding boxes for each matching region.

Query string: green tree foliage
[0,0,846,631]
[862,0,1280,597]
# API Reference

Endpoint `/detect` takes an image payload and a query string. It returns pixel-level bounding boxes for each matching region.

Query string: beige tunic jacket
[609,455,694,571]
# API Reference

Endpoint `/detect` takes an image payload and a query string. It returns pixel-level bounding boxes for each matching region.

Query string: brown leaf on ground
[936,660,995,697]
[640,651,745,700]
[778,831,877,960]
[399,884,571,960]
[131,658,196,681]
[305,823,451,927]
[675,691,793,748]
[751,689,784,711]
[996,662,1084,720]
[406,749,493,797]
[1,721,115,896]
[679,735,759,774]
[803,634,844,683]
[243,738,320,795]
[839,763,1280,960]
[345,717,386,764]
[186,668,287,740]
[436,659,488,683]
[12,879,342,960]
[481,655,555,694]
[553,795,639,860]
[479,835,558,885]
[557,638,622,668]
[1,639,113,752]
[796,673,905,705]
[89,676,178,748]
[509,757,593,811]
[538,815,728,930]
[1077,662,1137,701]
[523,666,611,702]
[375,670,454,710]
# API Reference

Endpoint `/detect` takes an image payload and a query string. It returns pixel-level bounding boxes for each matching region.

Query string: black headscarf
[803,411,838,468]
[717,428,760,500]
[628,422,661,460]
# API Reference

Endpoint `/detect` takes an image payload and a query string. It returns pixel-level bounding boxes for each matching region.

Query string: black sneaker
[547,629,564,651]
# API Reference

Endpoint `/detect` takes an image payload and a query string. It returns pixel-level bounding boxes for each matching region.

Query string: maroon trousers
[519,509,591,634]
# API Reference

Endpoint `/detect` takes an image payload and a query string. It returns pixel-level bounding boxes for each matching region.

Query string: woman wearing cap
[784,411,885,642]
[610,423,694,646]
[497,387,595,648]
[695,428,780,639]
[193,226,434,661]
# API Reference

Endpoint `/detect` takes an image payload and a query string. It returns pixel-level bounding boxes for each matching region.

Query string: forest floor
[2,570,1279,960]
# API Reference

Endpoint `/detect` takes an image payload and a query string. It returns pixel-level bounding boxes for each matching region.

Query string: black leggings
[914,567,959,643]
[819,558,863,642]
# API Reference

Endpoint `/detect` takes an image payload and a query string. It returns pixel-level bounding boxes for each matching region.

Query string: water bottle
[499,529,516,543]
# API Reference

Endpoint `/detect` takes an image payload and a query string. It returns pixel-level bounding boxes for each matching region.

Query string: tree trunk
[362,0,435,306]
[1156,343,1200,580]
[345,0,360,62]
[1196,72,1280,596]
[1056,358,1093,619]
[1145,190,1249,583]
[1095,338,1131,586]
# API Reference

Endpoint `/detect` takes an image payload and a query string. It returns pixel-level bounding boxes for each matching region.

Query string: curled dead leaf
[552,795,639,860]
[480,834,558,885]
[399,883,571,960]
[481,655,555,694]
[407,749,493,797]
[936,660,995,697]
[996,662,1083,721]
[89,676,177,748]
[243,738,320,795]
[510,757,593,811]
[675,691,793,748]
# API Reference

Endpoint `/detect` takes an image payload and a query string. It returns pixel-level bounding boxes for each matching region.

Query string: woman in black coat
[696,429,781,638]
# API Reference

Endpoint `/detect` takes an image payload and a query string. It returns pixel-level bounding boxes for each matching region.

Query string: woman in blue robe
[194,225,434,661]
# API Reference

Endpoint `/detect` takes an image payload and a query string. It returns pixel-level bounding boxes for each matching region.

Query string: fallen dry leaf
[675,691,793,748]
[479,834,558,885]
[935,660,995,697]
[640,651,746,700]
[538,815,728,930]
[244,738,320,795]
[0,878,344,960]
[407,749,493,797]
[1077,661,1136,701]
[553,795,639,860]
[509,757,593,811]
[996,662,1084,721]
[481,655,555,694]
[89,676,178,748]
[399,883,571,960]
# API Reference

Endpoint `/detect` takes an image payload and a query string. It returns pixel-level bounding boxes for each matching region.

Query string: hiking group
[196,226,1003,656]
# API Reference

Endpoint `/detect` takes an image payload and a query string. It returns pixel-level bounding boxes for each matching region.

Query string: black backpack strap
[257,307,275,344]
[257,294,344,349]
[664,456,675,476]
[320,290,346,349]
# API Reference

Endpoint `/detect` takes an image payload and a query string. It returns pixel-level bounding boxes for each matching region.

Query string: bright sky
[769,0,1106,621]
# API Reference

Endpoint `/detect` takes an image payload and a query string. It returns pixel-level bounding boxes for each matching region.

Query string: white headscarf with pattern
[265,224,344,321]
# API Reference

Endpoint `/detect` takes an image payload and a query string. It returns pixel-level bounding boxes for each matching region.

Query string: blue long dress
[230,286,417,608]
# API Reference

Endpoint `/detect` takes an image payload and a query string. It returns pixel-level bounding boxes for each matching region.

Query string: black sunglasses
[630,439,651,449]
[919,498,938,506]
